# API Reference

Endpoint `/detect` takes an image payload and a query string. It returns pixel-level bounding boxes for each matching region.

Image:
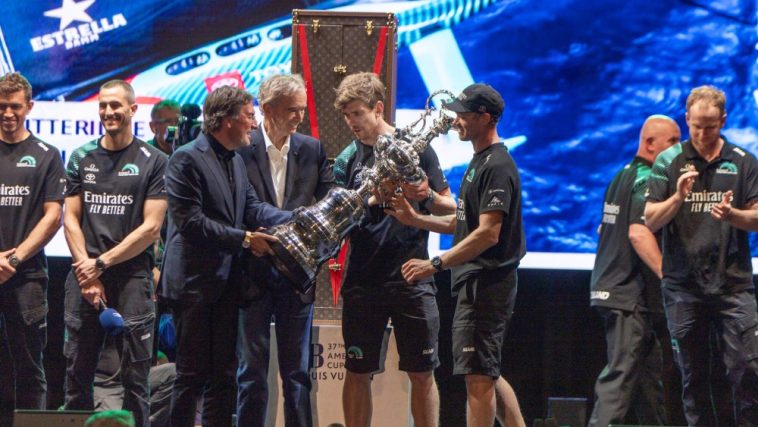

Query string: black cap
[443,83,504,120]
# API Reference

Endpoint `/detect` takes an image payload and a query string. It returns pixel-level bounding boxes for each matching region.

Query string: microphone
[99,301,124,336]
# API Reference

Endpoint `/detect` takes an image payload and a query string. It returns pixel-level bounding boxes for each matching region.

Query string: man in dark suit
[236,74,334,427]
[161,85,290,427]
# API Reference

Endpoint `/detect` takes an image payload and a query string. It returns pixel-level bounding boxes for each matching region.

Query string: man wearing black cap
[390,83,526,427]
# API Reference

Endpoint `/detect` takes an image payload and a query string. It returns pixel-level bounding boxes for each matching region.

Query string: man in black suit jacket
[236,74,334,427]
[161,86,290,427]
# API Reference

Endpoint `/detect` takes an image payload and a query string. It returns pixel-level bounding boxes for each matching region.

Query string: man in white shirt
[236,74,335,427]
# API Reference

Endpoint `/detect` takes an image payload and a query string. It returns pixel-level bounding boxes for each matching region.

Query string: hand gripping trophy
[267,90,456,293]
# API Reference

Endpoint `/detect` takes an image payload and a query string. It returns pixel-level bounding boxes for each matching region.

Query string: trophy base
[269,240,317,295]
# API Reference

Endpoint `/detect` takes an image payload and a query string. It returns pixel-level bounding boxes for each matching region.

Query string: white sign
[266,323,411,427]
[29,100,155,257]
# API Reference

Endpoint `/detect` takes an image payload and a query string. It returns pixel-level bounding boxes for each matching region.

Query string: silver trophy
[267,90,456,294]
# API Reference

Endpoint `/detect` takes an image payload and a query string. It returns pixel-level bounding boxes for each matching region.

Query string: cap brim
[442,99,470,113]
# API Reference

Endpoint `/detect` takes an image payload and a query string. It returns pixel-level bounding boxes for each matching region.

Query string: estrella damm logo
[118,163,139,176]
[346,346,364,360]
[16,155,37,168]
[31,0,129,52]
[716,161,738,175]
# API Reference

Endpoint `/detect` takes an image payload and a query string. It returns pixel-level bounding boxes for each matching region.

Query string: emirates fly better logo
[30,0,128,52]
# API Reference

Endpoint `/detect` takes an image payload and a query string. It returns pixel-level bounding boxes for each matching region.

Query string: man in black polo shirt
[587,115,681,426]
[396,83,526,427]
[63,80,168,427]
[0,72,65,424]
[646,85,758,425]
[333,72,455,427]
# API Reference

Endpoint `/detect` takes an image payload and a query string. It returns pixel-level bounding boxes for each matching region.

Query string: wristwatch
[95,257,107,272]
[242,231,254,249]
[430,255,444,272]
[7,254,20,268]
[423,188,435,206]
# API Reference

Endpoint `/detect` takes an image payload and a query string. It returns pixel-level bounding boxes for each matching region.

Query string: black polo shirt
[65,137,168,276]
[207,134,236,197]
[452,142,525,286]
[647,138,758,294]
[0,134,65,278]
[334,135,449,292]
[591,156,661,312]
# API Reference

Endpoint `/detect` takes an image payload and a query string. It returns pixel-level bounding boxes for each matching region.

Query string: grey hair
[258,74,306,108]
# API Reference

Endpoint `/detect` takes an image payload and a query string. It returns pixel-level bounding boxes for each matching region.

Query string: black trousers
[588,307,667,427]
[169,285,239,427]
[663,287,758,426]
[63,272,154,427]
[0,276,48,427]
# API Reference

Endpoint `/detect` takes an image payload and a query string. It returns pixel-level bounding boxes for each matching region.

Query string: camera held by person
[165,103,202,150]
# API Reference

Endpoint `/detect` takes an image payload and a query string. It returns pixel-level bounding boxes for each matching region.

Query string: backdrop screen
[2,0,756,268]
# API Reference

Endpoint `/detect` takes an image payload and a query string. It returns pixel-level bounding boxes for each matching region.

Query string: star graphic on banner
[43,0,96,30]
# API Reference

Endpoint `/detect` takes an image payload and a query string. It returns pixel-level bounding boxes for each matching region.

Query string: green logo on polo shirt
[118,163,140,176]
[716,162,737,175]
[346,346,364,360]
[16,155,36,168]
[466,168,476,182]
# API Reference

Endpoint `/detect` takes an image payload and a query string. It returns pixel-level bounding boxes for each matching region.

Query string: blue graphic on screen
[2,0,757,266]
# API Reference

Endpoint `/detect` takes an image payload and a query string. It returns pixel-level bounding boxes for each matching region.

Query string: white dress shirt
[262,122,290,208]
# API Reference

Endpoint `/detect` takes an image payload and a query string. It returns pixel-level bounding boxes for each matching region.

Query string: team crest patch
[346,346,364,360]
[118,163,140,176]
[16,155,36,168]
[716,162,738,175]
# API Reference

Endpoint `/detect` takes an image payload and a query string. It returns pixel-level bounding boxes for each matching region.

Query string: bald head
[637,115,680,162]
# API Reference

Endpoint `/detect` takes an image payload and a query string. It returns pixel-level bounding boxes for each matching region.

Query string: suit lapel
[232,156,247,225]
[197,136,234,215]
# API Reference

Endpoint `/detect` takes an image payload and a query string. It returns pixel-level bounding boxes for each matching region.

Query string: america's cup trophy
[267,90,456,294]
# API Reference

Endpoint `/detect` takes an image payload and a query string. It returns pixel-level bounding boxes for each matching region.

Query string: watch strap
[431,255,444,272]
